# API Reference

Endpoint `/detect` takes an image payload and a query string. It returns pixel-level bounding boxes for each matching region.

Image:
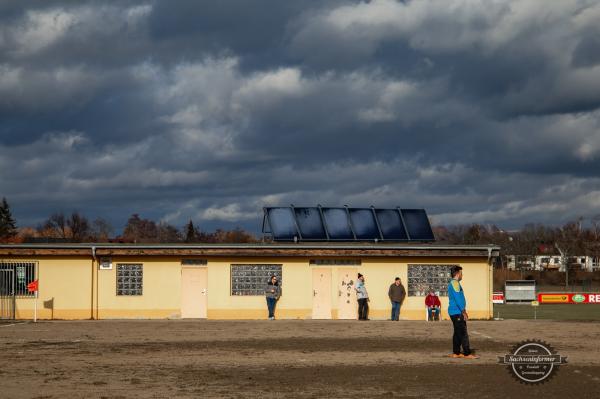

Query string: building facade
[0,244,499,321]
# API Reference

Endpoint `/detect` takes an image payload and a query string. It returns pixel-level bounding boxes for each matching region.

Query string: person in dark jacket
[388,277,406,321]
[265,275,281,320]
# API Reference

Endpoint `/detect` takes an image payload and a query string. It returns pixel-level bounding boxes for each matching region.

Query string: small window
[116,264,143,296]
[231,264,282,296]
[309,259,361,266]
[181,259,207,266]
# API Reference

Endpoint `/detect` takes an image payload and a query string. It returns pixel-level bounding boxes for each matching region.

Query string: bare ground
[1,319,599,398]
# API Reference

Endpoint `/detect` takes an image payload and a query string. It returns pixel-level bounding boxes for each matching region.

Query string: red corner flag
[27,280,39,293]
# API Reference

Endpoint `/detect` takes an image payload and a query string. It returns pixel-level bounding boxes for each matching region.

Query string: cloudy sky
[1,0,600,233]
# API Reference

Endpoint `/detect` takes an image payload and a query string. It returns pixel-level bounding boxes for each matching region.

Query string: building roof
[0,243,500,258]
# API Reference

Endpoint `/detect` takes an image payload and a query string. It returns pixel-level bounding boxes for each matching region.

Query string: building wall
[4,254,492,321]
[207,257,313,319]
[12,256,92,319]
[97,256,181,319]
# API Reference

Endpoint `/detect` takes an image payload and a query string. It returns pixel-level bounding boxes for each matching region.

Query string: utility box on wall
[99,257,112,270]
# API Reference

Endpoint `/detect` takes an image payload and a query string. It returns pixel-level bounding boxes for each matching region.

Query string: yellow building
[0,243,499,321]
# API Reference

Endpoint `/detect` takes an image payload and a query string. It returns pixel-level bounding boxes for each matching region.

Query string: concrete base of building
[11,308,491,320]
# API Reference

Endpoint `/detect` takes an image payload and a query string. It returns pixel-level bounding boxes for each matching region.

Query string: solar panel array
[263,206,435,242]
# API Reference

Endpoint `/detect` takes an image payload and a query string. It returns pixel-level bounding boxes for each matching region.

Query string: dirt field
[1,319,599,398]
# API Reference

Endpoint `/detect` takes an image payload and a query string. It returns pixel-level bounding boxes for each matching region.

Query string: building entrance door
[181,267,207,318]
[337,268,357,319]
[312,268,331,319]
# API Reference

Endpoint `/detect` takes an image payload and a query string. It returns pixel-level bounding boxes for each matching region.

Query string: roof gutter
[0,243,501,251]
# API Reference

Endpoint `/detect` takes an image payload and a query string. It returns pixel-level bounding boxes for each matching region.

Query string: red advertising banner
[538,293,600,304]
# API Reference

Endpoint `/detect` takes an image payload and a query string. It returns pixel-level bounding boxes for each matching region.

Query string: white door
[312,268,331,319]
[181,267,207,318]
[337,268,358,319]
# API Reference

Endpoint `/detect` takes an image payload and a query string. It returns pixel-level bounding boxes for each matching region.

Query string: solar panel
[265,207,298,241]
[321,208,354,240]
[263,206,435,242]
[294,207,327,240]
[375,209,409,240]
[348,208,381,240]
[401,209,435,241]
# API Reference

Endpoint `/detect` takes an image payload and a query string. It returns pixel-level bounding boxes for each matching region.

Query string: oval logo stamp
[498,339,567,384]
[572,294,585,303]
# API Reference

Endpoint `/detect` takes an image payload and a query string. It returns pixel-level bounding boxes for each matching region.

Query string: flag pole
[27,280,39,322]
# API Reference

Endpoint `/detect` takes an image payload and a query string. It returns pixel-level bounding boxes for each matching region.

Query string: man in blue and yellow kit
[448,266,479,359]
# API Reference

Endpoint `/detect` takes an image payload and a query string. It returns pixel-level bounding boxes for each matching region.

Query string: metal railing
[0,261,37,319]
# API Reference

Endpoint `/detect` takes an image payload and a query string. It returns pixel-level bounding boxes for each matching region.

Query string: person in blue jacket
[447,266,478,359]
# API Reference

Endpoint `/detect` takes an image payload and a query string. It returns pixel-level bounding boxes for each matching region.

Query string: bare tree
[157,222,182,243]
[91,218,113,242]
[67,212,90,242]
[41,212,68,238]
[591,214,600,240]
[123,214,158,243]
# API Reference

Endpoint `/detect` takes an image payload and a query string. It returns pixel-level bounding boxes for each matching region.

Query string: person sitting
[425,289,441,321]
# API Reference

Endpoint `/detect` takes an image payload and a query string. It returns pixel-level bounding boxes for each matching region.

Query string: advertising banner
[492,292,505,304]
[537,293,600,304]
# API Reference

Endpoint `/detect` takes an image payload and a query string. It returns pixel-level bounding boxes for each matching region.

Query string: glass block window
[116,264,143,296]
[231,264,282,296]
[309,259,361,265]
[407,264,455,297]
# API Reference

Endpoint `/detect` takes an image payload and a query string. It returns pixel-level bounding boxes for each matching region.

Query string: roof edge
[0,243,500,251]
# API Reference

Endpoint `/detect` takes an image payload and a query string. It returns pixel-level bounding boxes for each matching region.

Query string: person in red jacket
[425,289,441,321]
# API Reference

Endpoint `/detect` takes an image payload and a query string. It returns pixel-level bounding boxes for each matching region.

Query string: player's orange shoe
[448,353,464,358]
[463,354,479,359]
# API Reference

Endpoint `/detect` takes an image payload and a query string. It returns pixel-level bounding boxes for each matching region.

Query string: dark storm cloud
[1,0,600,232]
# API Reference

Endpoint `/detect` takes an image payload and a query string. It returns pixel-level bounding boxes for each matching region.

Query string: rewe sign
[538,293,600,304]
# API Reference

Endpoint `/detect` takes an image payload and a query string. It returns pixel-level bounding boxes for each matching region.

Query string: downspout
[487,247,493,319]
[91,246,97,320]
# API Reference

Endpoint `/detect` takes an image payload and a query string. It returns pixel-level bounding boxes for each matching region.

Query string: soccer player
[447,266,478,359]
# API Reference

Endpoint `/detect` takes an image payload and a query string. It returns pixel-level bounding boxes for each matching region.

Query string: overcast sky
[1,0,600,233]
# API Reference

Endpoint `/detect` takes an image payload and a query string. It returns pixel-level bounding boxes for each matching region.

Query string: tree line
[434,218,600,264]
[3,197,600,253]
[0,198,256,244]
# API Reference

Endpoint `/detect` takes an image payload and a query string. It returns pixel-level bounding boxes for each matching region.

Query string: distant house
[506,255,535,270]
[506,244,558,271]
[536,255,563,270]
[567,256,600,272]
[507,254,600,272]
[593,257,600,271]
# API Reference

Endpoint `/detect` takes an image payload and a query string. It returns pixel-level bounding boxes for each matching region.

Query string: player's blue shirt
[447,279,466,316]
